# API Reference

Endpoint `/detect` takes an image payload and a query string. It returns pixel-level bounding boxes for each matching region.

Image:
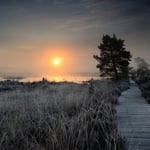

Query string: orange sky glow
[38,45,74,76]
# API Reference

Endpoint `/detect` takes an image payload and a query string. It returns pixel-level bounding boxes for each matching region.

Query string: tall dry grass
[0,80,128,150]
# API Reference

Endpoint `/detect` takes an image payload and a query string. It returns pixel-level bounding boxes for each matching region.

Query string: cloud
[34,0,44,3]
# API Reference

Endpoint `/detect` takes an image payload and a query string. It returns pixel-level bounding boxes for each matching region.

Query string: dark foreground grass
[0,80,128,150]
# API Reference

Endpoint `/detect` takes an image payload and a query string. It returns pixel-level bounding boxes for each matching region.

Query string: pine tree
[93,34,132,80]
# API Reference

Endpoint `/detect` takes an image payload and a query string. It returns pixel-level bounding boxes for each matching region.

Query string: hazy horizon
[0,71,100,83]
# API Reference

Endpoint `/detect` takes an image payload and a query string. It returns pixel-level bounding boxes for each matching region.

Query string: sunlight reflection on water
[20,76,100,83]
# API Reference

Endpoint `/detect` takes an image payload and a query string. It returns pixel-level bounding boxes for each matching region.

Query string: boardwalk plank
[116,81,150,150]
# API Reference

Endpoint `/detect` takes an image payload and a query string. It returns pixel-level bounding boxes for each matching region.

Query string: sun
[53,59,60,65]
[52,57,62,66]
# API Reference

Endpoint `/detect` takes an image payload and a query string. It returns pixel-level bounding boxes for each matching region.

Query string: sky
[0,0,150,76]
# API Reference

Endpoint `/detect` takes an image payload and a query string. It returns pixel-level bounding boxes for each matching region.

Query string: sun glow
[52,57,62,66]
[39,45,74,75]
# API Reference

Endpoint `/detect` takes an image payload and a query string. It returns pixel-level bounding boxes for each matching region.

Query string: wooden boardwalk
[116,81,150,150]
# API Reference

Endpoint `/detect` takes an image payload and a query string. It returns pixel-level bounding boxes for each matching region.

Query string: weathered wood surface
[116,81,150,150]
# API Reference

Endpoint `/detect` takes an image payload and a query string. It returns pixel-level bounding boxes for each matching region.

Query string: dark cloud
[118,1,150,17]
[0,0,150,49]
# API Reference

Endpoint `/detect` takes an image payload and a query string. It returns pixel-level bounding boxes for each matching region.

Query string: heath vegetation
[0,79,129,150]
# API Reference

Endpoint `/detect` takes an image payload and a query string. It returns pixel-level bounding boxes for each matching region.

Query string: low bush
[139,81,150,104]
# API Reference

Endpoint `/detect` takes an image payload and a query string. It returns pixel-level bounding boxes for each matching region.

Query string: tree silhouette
[134,57,150,82]
[94,34,132,80]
